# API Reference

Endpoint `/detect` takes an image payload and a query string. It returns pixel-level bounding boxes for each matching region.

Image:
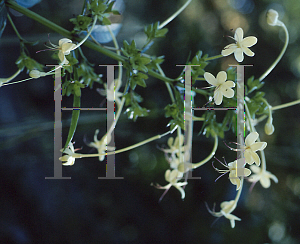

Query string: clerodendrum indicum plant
[1,0,300,228]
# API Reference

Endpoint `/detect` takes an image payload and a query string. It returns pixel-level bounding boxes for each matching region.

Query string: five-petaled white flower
[243,132,267,166]
[59,142,81,166]
[221,27,257,62]
[204,71,235,105]
[248,165,278,188]
[88,129,115,161]
[207,200,241,228]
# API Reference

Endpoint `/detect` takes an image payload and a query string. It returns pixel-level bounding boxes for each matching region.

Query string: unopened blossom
[221,27,257,62]
[249,165,278,188]
[207,200,241,228]
[88,129,115,161]
[244,132,267,166]
[59,142,81,166]
[204,71,235,105]
[264,117,275,135]
[267,9,279,26]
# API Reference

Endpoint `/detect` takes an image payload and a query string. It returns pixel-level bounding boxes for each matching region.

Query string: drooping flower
[248,165,278,188]
[88,129,115,161]
[59,142,81,166]
[152,169,187,201]
[204,71,235,105]
[97,78,123,105]
[213,158,251,190]
[206,200,241,228]
[51,38,77,65]
[244,132,267,166]
[221,27,257,62]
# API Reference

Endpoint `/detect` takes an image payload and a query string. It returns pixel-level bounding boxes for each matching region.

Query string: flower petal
[242,47,255,57]
[250,165,261,173]
[224,80,235,88]
[234,27,244,42]
[244,168,252,177]
[61,43,76,54]
[59,38,72,46]
[251,151,261,166]
[260,175,271,188]
[216,71,227,84]
[269,172,278,183]
[221,44,237,56]
[204,72,218,86]
[241,36,257,47]
[214,89,223,105]
[234,48,244,62]
[220,86,234,98]
[250,142,267,151]
[245,132,259,146]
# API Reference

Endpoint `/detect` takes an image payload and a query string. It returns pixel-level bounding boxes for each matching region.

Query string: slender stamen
[215,171,230,182]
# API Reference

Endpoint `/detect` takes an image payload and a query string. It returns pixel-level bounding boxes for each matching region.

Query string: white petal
[250,142,267,151]
[242,47,255,57]
[62,43,76,54]
[260,176,271,188]
[244,168,252,177]
[221,44,237,56]
[250,165,261,174]
[234,28,244,42]
[214,90,223,105]
[251,151,261,166]
[220,86,234,98]
[234,48,244,62]
[241,36,257,47]
[59,38,72,46]
[245,132,259,146]
[216,71,227,84]
[204,72,218,86]
[224,80,235,88]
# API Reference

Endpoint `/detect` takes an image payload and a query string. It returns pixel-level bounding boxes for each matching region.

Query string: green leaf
[70,15,92,31]
[63,94,81,152]
[102,16,111,25]
[246,76,264,95]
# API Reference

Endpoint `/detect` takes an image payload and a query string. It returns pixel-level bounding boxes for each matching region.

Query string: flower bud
[264,118,275,135]
[267,9,279,26]
[29,70,42,78]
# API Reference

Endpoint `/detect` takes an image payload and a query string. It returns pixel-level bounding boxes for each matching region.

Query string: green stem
[259,21,289,82]
[7,13,23,41]
[79,130,172,158]
[159,0,193,29]
[157,64,175,103]
[5,0,175,84]
[204,54,223,61]
[192,135,218,169]
[271,99,300,111]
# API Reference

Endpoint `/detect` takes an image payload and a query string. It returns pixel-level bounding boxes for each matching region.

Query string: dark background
[1,0,300,243]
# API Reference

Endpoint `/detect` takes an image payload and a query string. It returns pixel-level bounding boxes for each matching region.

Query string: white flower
[29,70,54,79]
[207,200,241,228]
[97,79,123,105]
[264,118,275,135]
[243,132,267,166]
[267,9,279,26]
[55,38,77,65]
[88,129,115,161]
[59,142,81,166]
[39,38,76,65]
[153,169,187,200]
[221,27,257,62]
[249,165,278,188]
[204,71,235,105]
[213,158,251,190]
